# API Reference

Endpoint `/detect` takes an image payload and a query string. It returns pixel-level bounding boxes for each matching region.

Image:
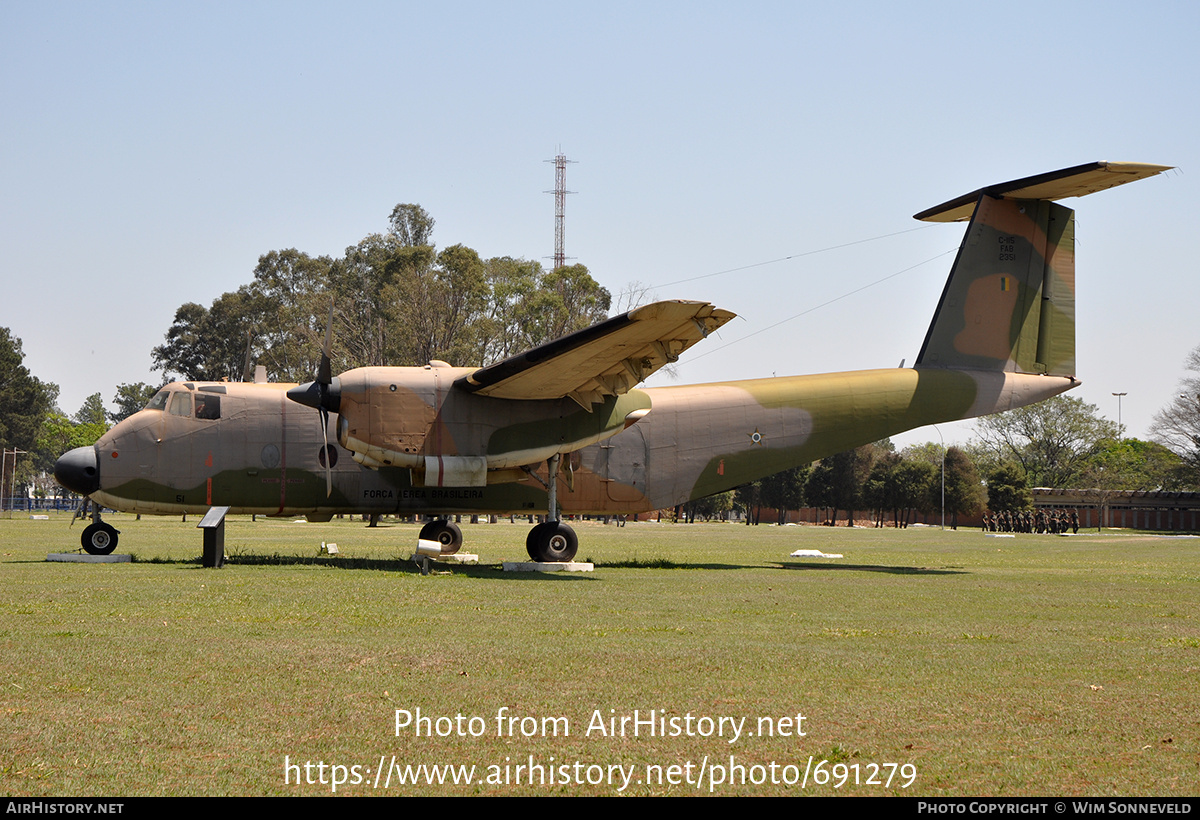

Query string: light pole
[2,448,28,514]
[1111,392,1127,439]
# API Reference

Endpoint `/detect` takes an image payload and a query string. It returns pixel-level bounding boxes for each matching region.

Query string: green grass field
[2,512,1196,796]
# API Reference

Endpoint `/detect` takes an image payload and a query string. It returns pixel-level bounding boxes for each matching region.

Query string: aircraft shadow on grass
[129,553,967,577]
[779,561,968,576]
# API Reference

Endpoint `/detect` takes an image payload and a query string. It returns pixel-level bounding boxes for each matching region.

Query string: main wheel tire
[529,521,578,563]
[525,522,549,561]
[418,519,463,555]
[81,522,119,555]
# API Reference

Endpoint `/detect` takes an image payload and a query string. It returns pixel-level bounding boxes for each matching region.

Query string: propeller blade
[321,407,332,497]
[317,298,334,386]
[241,329,254,383]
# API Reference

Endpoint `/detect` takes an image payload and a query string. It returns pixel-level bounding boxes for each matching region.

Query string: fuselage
[56,366,1076,518]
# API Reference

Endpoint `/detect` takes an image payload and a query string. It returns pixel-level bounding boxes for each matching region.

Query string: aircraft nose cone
[55,446,100,495]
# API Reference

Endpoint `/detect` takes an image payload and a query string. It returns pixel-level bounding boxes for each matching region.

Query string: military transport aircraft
[55,161,1170,562]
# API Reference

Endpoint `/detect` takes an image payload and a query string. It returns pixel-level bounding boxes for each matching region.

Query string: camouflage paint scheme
[58,162,1170,541]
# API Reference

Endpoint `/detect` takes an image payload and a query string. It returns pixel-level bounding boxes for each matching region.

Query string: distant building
[1032,488,1200,531]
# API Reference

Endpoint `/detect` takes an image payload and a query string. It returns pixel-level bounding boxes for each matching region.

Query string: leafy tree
[0,328,57,490]
[529,264,612,345]
[248,250,333,381]
[1081,438,1189,491]
[900,441,943,467]
[806,443,881,525]
[863,452,937,527]
[759,465,809,524]
[474,256,544,363]
[941,446,985,528]
[330,232,405,369]
[405,243,489,366]
[389,203,435,247]
[1150,344,1200,486]
[152,296,259,383]
[973,395,1118,487]
[896,458,938,525]
[30,393,110,491]
[74,393,106,425]
[682,490,734,522]
[153,256,329,383]
[960,439,1002,486]
[153,203,616,382]
[862,451,902,526]
[986,462,1032,512]
[109,382,160,424]
[734,481,762,525]
[803,463,833,520]
[151,302,212,381]
[205,288,265,381]
[898,441,949,525]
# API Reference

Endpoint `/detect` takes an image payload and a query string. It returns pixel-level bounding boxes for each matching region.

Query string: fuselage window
[145,390,170,412]
[195,394,221,420]
[167,392,192,417]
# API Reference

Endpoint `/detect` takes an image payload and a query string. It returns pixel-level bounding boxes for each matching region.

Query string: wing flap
[457,300,735,405]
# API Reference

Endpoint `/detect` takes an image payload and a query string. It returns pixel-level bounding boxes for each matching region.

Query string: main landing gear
[417,454,581,564]
[523,452,578,563]
[525,520,578,562]
[81,521,119,555]
[417,516,579,562]
[418,519,463,555]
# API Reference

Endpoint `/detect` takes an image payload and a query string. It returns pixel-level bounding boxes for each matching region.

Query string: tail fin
[914,161,1170,376]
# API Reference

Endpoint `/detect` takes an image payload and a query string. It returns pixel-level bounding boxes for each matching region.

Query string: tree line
[683,440,985,528]
[682,390,1198,527]
[151,204,612,384]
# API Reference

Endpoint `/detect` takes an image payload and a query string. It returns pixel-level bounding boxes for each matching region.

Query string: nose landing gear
[81,521,119,555]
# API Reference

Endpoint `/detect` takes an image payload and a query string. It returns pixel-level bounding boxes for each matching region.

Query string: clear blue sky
[2,0,1195,449]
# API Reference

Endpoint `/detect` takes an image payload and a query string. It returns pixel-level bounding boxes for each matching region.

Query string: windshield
[145,390,170,412]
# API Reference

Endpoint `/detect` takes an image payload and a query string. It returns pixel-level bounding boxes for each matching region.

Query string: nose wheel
[81,522,119,555]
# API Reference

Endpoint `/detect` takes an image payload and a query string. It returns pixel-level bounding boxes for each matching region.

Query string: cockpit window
[194,394,221,420]
[145,390,170,412]
[167,392,192,417]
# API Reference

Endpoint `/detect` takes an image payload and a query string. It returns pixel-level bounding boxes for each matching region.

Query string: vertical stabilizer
[916,196,1075,376]
[913,161,1170,376]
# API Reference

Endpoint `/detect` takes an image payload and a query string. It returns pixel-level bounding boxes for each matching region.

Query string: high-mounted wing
[914,161,1172,223]
[456,300,735,408]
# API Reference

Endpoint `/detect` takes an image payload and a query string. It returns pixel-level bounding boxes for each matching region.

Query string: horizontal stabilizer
[915,161,1173,223]
[916,160,1168,377]
[457,300,735,407]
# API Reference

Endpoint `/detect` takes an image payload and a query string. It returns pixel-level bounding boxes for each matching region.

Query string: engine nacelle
[332,365,652,486]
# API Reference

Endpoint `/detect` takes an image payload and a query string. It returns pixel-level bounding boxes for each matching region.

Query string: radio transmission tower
[545,152,576,270]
